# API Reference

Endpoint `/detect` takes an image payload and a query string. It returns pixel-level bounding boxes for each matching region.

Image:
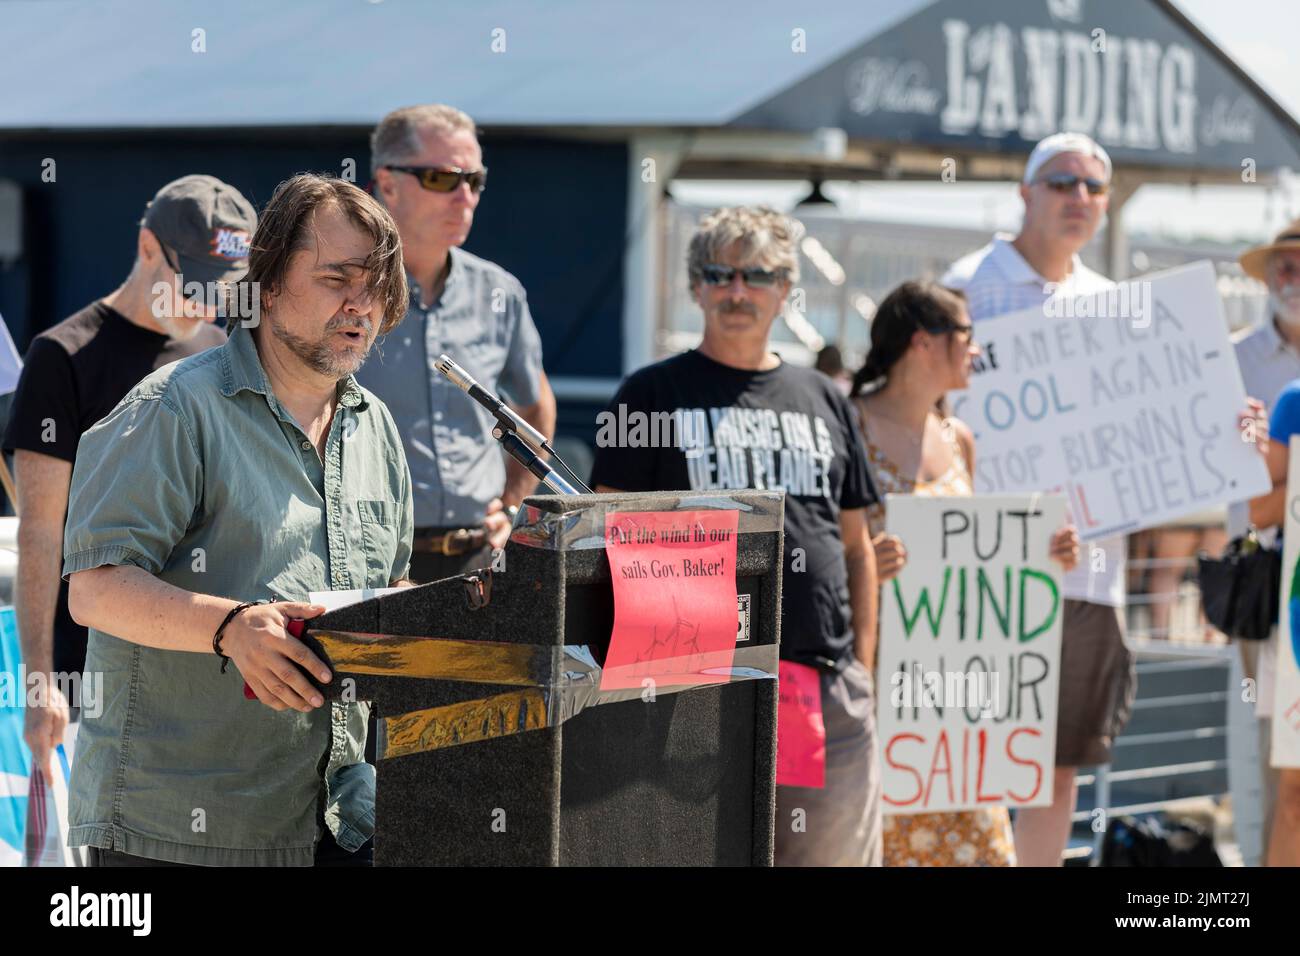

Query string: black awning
[731,0,1300,175]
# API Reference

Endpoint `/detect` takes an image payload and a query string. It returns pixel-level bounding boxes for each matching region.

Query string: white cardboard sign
[951,261,1269,540]
[878,494,1065,814]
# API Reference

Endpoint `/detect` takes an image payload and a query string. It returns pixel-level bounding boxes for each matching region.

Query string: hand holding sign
[1049,525,1080,572]
[871,531,908,582]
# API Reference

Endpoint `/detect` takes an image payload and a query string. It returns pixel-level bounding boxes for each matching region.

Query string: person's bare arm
[1250,437,1290,529]
[841,506,880,669]
[14,450,73,774]
[67,565,332,712]
[15,451,69,677]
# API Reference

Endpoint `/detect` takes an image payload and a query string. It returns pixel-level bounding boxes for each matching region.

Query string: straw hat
[1239,218,1300,281]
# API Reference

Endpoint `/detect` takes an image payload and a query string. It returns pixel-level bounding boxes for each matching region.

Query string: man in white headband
[943,132,1133,867]
[1021,131,1113,189]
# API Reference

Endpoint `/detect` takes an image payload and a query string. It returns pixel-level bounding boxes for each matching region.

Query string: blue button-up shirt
[356,246,545,528]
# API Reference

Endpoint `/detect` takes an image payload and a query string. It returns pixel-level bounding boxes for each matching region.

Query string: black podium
[307,490,784,866]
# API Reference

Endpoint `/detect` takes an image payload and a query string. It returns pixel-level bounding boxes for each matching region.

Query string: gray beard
[155,313,206,343]
[1271,293,1300,327]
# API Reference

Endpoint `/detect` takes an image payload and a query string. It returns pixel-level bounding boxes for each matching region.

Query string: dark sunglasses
[385,164,488,194]
[698,264,786,288]
[1036,172,1108,196]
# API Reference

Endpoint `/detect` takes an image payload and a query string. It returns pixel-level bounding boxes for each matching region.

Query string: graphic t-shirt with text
[589,349,877,666]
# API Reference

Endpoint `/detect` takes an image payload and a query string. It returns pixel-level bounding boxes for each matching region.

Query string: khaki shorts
[1056,599,1137,766]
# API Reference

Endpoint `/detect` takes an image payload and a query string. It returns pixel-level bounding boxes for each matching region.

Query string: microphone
[435,354,550,453]
[434,353,592,497]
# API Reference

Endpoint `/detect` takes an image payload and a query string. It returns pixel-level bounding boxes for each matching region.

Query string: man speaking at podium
[591,207,883,866]
[60,175,415,866]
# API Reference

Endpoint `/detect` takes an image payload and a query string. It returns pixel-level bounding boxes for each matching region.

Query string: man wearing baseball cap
[942,132,1134,866]
[3,173,252,838]
[141,173,257,324]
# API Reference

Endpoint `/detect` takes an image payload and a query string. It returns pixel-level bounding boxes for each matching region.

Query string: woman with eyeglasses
[852,280,1080,867]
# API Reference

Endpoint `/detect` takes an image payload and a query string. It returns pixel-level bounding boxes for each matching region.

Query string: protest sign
[1273,439,1300,766]
[776,660,826,788]
[602,509,739,691]
[952,261,1269,540]
[879,494,1065,813]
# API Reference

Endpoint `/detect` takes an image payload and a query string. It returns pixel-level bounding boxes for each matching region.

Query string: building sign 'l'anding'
[835,2,1265,165]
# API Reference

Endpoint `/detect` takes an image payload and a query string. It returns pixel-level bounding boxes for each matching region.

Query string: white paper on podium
[308,588,403,613]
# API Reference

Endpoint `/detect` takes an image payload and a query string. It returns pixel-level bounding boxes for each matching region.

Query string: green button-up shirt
[62,322,413,866]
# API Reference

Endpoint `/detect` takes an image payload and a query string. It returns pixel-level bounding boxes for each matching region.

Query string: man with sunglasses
[3,175,249,815]
[361,104,556,581]
[942,132,1135,867]
[591,206,883,866]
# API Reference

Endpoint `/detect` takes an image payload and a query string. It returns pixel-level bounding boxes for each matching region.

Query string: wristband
[213,600,265,673]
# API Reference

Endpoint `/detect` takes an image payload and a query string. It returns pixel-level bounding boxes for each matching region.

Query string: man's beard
[155,310,206,343]
[1271,287,1300,327]
[269,313,373,378]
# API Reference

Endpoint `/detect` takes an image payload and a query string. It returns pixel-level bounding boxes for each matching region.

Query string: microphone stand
[434,352,591,498]
[492,424,583,496]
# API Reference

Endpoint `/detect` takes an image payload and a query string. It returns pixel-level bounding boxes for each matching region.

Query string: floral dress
[863,416,1018,867]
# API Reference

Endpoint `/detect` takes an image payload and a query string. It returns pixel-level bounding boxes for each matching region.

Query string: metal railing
[1068,540,1236,864]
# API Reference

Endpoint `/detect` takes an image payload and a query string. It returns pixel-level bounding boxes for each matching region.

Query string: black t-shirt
[589,349,877,666]
[3,301,226,675]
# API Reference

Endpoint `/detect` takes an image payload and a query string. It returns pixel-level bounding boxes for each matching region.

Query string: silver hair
[370,104,478,177]
[686,206,803,287]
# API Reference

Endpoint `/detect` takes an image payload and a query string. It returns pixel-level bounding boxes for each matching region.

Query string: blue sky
[1180,0,1299,117]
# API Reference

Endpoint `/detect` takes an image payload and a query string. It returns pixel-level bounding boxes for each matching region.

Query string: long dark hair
[235,174,408,336]
[851,280,969,398]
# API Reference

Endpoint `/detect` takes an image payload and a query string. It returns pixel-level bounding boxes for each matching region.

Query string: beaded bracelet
[213,600,265,673]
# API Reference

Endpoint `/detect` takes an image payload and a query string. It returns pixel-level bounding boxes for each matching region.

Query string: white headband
[1023,132,1113,184]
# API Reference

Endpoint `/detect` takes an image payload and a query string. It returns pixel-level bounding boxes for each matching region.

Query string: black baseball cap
[142,174,257,285]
